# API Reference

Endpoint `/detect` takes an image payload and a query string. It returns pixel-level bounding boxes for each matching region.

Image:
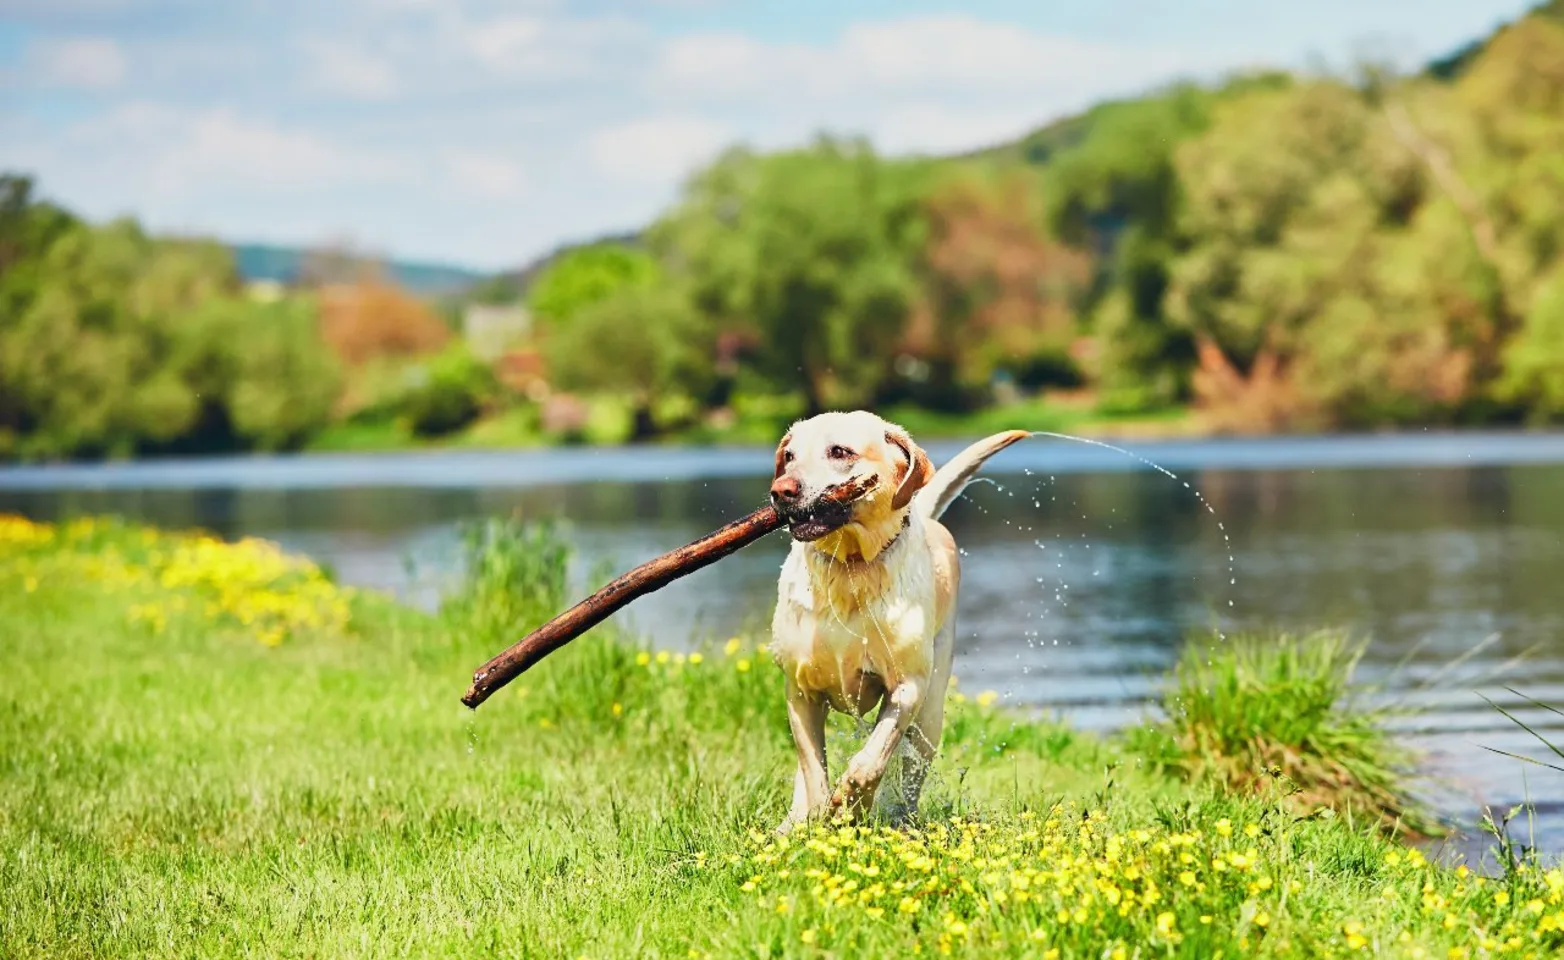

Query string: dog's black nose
[771,476,802,504]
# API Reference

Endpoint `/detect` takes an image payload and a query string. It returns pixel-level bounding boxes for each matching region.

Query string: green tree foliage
[543,283,716,439]
[397,342,498,438]
[176,296,344,451]
[908,168,1090,409]
[1042,77,1289,410]
[0,181,341,459]
[655,138,929,413]
[1499,268,1564,421]
[526,243,661,327]
[1164,79,1505,428]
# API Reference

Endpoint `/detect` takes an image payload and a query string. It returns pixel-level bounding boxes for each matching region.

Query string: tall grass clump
[440,514,571,649]
[1144,630,1429,836]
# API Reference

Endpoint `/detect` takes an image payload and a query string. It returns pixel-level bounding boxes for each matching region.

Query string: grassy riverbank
[3,515,1561,958]
[305,395,1200,454]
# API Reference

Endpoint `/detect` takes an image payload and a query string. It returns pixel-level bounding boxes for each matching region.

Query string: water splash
[952,430,1242,723]
[1025,430,1238,639]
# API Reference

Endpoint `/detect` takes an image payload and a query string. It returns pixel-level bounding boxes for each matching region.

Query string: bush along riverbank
[2,514,1562,958]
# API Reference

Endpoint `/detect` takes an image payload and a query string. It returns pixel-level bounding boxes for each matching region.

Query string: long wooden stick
[460,474,879,709]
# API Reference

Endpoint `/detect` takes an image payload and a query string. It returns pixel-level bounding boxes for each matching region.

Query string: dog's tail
[916,430,1031,521]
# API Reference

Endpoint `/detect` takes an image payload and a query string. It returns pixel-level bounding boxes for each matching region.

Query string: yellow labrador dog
[767,411,1027,831]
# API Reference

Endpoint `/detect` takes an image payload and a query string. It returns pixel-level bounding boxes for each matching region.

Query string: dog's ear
[773,431,793,479]
[886,428,934,510]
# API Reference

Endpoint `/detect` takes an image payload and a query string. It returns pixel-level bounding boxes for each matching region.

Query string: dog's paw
[831,769,881,817]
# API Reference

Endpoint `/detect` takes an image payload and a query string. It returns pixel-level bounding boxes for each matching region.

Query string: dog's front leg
[778,676,830,834]
[832,676,925,818]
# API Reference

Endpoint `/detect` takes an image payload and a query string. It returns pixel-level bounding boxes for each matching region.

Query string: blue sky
[0,0,1538,271]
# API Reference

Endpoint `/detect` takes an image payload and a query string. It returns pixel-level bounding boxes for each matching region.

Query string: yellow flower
[1494,890,1511,907]
[1179,871,1197,887]
[898,897,920,915]
[736,659,752,673]
[688,652,704,665]
[724,638,742,656]
[1254,912,1271,928]
[655,650,671,664]
[611,702,623,718]
[636,652,651,666]
[1155,912,1176,936]
[799,929,816,945]
[975,690,999,708]
[1215,819,1233,837]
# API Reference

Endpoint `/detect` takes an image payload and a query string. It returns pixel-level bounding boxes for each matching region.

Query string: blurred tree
[543,283,715,440]
[525,243,661,327]
[0,219,215,457]
[655,137,928,413]
[906,169,1091,409]
[0,182,343,459]
[317,279,452,366]
[397,342,498,438]
[174,295,344,451]
[1042,76,1289,410]
[1499,268,1564,422]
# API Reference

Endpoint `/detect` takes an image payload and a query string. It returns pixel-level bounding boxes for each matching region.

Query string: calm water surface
[5,431,1564,854]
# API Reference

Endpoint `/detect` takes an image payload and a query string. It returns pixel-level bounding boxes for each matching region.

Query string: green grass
[3,514,1563,958]
[1133,632,1434,838]
[305,394,1197,455]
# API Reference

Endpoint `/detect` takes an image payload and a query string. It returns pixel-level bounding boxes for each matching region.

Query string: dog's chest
[770,543,938,699]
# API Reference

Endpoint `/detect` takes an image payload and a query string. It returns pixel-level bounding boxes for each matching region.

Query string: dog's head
[770,411,934,556]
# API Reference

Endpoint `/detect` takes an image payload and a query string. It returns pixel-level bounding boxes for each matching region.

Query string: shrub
[1140,631,1430,836]
[397,343,498,437]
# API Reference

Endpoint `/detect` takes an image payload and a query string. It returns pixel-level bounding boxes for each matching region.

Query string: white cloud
[64,103,407,196]
[440,149,527,198]
[459,16,545,68]
[29,36,127,89]
[587,115,729,185]
[652,16,1196,102]
[435,12,645,82]
[870,103,1050,156]
[841,16,1185,93]
[298,37,399,100]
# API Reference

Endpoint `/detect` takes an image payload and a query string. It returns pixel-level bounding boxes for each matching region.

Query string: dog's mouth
[781,499,853,542]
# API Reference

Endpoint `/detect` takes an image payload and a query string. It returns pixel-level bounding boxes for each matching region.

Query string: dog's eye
[828,445,855,461]
[783,449,795,463]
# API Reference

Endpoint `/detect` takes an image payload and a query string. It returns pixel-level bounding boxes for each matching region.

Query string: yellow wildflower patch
[2,514,352,645]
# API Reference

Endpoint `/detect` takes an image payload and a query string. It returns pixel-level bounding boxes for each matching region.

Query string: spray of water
[1026,430,1238,634]
[951,430,1239,761]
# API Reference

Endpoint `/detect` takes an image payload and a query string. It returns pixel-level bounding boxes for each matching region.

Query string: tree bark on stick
[460,474,879,709]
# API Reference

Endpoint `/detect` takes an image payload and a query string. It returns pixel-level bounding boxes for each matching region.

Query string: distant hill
[231,243,486,295]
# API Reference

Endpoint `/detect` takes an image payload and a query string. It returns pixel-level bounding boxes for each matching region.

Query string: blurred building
[463,303,532,362]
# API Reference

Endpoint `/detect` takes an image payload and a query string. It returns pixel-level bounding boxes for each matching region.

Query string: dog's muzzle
[775,487,858,542]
